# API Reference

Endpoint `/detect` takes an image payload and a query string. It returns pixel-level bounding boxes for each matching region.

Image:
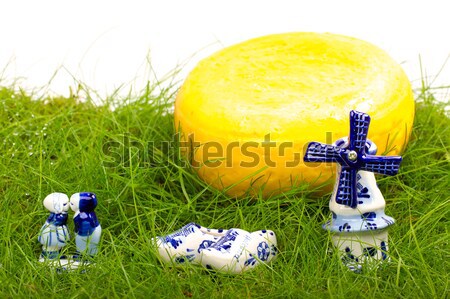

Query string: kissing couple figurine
[37,192,101,264]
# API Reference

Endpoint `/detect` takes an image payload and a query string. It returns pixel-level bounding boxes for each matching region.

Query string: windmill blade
[361,155,402,176]
[303,142,342,163]
[335,167,358,208]
[348,110,371,154]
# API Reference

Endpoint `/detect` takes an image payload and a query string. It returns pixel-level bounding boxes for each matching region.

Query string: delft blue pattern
[338,223,352,232]
[381,217,395,226]
[270,244,278,256]
[197,240,216,253]
[244,242,276,267]
[356,174,371,200]
[257,242,270,261]
[38,212,70,252]
[162,223,199,249]
[156,225,277,272]
[210,230,239,252]
[324,209,395,233]
[364,222,378,230]
[46,213,69,226]
[165,237,182,249]
[363,247,377,257]
[244,255,256,266]
[304,110,399,233]
[343,247,358,263]
[361,212,377,221]
[321,158,396,232]
[341,243,389,272]
[304,110,402,209]
[342,247,362,273]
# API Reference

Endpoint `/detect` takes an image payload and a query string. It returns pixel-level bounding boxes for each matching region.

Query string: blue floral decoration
[257,242,270,261]
[244,255,256,267]
[197,240,215,253]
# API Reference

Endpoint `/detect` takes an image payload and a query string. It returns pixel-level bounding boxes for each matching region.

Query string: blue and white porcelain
[69,192,102,258]
[330,229,390,272]
[304,110,402,271]
[322,137,396,233]
[200,228,278,274]
[38,192,70,260]
[154,222,228,265]
[154,223,278,273]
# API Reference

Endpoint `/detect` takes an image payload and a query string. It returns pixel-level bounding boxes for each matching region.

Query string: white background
[1,0,449,102]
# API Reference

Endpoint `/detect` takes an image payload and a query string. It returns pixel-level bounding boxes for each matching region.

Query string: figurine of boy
[69,192,101,258]
[38,192,70,259]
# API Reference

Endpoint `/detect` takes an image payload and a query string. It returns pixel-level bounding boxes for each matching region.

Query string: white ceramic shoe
[200,228,278,274]
[154,222,227,265]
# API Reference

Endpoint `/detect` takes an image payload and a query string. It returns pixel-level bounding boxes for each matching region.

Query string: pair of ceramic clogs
[154,223,278,274]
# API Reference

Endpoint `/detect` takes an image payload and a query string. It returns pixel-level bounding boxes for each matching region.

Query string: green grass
[0,81,448,299]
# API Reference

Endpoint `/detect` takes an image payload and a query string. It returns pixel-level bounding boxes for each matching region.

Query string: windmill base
[330,229,390,272]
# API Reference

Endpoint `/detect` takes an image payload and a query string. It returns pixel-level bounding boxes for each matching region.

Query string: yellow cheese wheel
[174,32,414,198]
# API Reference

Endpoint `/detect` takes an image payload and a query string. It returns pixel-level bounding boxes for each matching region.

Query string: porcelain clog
[200,228,278,274]
[154,222,227,265]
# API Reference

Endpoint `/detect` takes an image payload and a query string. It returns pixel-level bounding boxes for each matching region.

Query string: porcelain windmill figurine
[304,110,402,271]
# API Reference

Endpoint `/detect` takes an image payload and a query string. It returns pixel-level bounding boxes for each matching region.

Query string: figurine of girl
[38,192,70,259]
